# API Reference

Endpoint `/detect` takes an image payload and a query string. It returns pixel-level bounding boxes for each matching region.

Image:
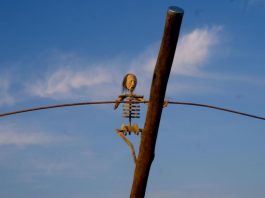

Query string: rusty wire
[0,101,117,117]
[0,100,264,121]
[168,101,265,121]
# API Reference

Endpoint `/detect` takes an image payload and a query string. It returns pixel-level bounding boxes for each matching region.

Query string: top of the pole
[167,6,184,14]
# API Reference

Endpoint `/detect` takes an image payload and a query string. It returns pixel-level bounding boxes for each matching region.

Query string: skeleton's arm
[114,95,126,110]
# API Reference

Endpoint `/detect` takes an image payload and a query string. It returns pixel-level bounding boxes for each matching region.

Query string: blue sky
[0,0,265,197]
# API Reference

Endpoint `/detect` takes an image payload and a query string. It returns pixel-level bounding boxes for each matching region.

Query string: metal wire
[0,100,264,121]
[0,101,116,117]
[168,101,265,121]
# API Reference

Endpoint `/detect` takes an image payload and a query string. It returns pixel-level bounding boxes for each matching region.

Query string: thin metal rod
[0,100,264,121]
[0,101,116,117]
[168,101,265,121]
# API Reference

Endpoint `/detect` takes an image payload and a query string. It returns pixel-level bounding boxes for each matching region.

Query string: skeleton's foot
[132,123,140,135]
[131,123,143,135]
[117,124,143,136]
[117,124,127,135]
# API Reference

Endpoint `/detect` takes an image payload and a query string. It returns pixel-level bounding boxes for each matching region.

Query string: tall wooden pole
[130,6,184,198]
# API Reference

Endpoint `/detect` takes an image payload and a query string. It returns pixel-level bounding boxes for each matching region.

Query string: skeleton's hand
[114,95,125,110]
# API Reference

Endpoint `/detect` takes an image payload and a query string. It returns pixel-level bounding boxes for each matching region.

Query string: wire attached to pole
[0,101,116,117]
[0,100,264,121]
[168,101,265,121]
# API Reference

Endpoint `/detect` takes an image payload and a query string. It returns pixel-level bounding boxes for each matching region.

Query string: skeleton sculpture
[114,73,144,135]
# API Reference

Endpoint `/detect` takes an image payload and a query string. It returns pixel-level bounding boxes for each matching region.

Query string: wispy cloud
[26,153,106,179]
[0,131,53,146]
[28,67,119,100]
[8,25,223,102]
[129,26,223,95]
[1,24,264,104]
[0,124,65,146]
[137,26,222,76]
[247,0,265,6]
[172,26,222,76]
[0,75,15,106]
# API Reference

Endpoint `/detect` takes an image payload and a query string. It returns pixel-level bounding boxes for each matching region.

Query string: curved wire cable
[168,101,265,121]
[0,100,264,121]
[0,101,116,117]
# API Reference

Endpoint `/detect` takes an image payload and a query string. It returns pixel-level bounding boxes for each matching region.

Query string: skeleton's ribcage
[123,98,140,119]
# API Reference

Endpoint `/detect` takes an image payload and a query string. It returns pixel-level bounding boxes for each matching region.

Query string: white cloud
[172,26,222,76]
[0,124,65,146]
[136,26,222,77]
[0,131,52,146]
[24,26,222,101]
[2,25,263,104]
[0,75,15,105]
[28,156,103,179]
[28,67,121,100]
[127,26,223,96]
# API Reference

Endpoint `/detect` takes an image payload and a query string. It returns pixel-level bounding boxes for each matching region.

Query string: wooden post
[130,6,184,198]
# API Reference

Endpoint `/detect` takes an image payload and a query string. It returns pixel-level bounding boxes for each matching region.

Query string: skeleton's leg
[119,124,128,135]
[115,129,137,164]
